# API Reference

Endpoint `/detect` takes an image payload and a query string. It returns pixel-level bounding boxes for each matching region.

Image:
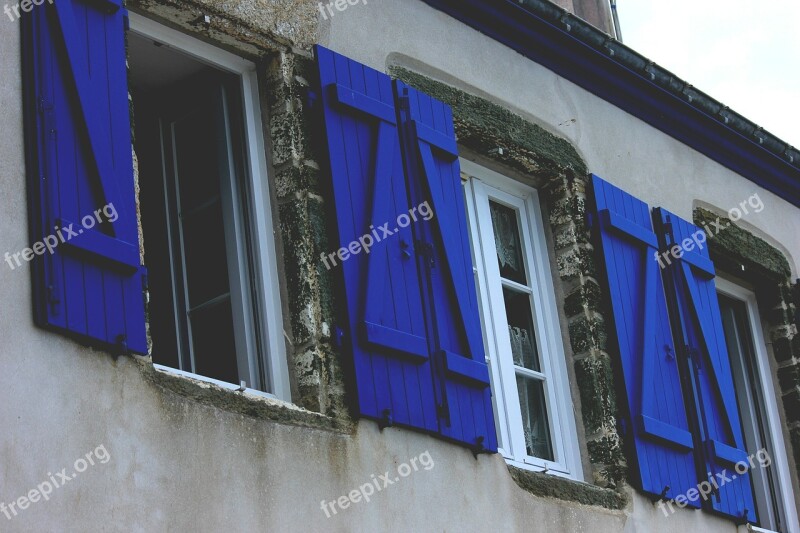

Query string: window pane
[174,111,221,211]
[516,375,554,461]
[181,199,231,308]
[489,201,527,284]
[719,295,783,530]
[191,298,239,384]
[504,288,540,372]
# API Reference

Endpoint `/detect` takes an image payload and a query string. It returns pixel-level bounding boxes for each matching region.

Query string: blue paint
[23,0,146,354]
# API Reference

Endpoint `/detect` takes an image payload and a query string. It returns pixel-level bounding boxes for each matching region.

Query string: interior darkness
[128,33,242,385]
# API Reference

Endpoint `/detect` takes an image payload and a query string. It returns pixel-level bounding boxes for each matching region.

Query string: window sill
[507,465,627,511]
[137,358,351,434]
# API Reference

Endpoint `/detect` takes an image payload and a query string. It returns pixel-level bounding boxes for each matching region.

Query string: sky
[617,0,800,148]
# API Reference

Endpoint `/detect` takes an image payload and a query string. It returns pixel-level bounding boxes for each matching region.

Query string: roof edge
[421,0,800,207]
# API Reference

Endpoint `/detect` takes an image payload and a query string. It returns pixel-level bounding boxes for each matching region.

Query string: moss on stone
[564,281,603,319]
[693,208,792,281]
[574,355,617,435]
[389,68,587,179]
[279,195,320,346]
[507,465,627,510]
[568,314,607,354]
[555,245,597,282]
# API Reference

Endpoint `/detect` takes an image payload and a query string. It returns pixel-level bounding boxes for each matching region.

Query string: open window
[128,15,289,399]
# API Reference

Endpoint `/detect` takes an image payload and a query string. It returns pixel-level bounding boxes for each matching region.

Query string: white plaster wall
[0,3,793,533]
[320,0,800,277]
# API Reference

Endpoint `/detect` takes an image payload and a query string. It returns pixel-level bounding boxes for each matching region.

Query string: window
[717,278,799,533]
[462,161,581,477]
[128,16,290,399]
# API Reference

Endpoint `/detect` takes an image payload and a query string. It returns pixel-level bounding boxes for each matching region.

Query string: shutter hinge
[663,216,675,246]
[140,266,149,291]
[471,436,486,459]
[305,87,318,112]
[686,345,702,371]
[39,99,56,139]
[115,334,128,356]
[436,402,449,421]
[47,284,60,305]
[397,87,410,111]
[664,344,675,361]
[648,485,671,504]
[416,240,435,267]
[735,507,749,526]
[333,326,345,348]
[377,408,393,430]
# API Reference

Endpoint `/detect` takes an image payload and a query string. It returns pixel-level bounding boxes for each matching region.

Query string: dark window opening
[129,33,263,389]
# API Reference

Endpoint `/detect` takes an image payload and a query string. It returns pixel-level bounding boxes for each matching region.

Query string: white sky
[617,0,800,148]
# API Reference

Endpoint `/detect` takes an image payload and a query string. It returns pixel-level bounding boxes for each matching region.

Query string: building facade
[0,0,798,531]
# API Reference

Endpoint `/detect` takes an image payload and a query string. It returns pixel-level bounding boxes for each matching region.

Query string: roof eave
[422,0,800,207]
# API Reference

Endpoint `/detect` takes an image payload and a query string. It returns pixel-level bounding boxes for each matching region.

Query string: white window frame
[716,277,800,533]
[461,159,581,479]
[129,13,291,401]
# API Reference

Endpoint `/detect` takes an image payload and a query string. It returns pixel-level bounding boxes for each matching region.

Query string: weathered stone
[574,355,616,435]
[274,164,321,199]
[270,109,304,167]
[279,194,323,346]
[139,359,350,432]
[556,244,597,282]
[568,314,607,354]
[130,0,320,52]
[587,436,626,487]
[778,364,800,394]
[790,426,800,478]
[549,194,587,227]
[507,465,627,509]
[694,207,792,281]
[553,222,580,250]
[783,388,800,423]
[773,336,794,363]
[564,280,603,317]
[389,67,587,180]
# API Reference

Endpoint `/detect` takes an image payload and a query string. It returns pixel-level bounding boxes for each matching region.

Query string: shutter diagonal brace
[52,0,126,229]
[680,260,747,457]
[363,121,429,361]
[600,208,693,450]
[416,141,485,367]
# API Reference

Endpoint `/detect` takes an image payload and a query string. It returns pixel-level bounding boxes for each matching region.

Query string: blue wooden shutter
[315,46,439,432]
[654,208,757,522]
[23,0,146,354]
[591,176,699,504]
[396,81,497,452]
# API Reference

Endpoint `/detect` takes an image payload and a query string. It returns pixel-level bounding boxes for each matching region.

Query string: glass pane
[489,201,526,284]
[181,199,231,308]
[504,288,540,372]
[718,296,783,530]
[173,111,221,212]
[191,298,239,384]
[516,375,554,461]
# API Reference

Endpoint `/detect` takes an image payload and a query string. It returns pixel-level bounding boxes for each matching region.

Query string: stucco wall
[0,1,797,532]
